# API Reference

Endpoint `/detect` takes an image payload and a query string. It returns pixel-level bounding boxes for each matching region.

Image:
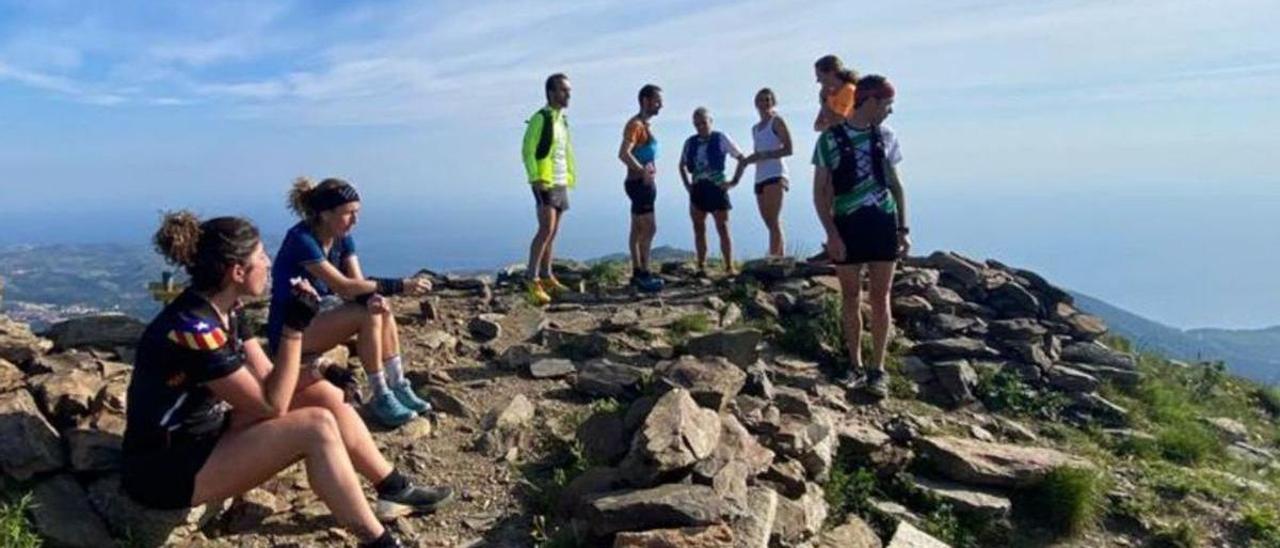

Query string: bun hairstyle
[153,210,260,291]
[288,176,360,224]
[815,55,858,85]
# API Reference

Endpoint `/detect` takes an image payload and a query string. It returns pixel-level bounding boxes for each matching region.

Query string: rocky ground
[2,251,1279,547]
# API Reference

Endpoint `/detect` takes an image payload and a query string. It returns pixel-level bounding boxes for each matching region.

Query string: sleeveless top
[753,116,788,183]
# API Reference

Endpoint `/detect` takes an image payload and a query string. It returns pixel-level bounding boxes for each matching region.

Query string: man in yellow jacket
[521,73,575,305]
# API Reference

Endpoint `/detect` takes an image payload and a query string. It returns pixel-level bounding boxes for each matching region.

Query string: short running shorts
[833,206,899,264]
[754,176,787,195]
[532,185,570,212]
[689,180,731,213]
[122,428,225,510]
[625,177,657,215]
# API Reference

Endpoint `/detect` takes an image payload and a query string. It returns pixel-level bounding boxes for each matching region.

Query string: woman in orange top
[813,54,858,132]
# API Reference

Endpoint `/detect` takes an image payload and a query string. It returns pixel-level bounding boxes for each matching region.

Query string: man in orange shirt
[618,84,665,292]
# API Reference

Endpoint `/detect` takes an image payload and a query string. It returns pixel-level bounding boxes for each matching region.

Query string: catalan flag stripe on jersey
[167,315,228,351]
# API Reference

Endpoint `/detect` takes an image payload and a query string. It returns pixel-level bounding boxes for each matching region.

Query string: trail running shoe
[543,277,571,295]
[367,391,416,427]
[525,279,552,306]
[833,367,859,388]
[391,381,432,414]
[637,274,665,293]
[375,484,455,522]
[864,368,890,400]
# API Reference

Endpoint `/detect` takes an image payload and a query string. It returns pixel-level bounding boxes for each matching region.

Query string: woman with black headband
[123,211,450,548]
[267,177,433,428]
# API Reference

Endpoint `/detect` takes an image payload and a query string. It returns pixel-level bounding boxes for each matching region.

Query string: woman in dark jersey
[123,211,451,548]
[267,177,432,428]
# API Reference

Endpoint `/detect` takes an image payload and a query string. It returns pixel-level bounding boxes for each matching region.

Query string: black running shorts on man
[689,180,731,213]
[121,289,248,509]
[625,177,657,215]
[532,185,570,212]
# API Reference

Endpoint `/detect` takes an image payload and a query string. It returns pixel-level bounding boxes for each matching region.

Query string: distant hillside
[0,244,166,328]
[1072,291,1280,384]
[587,245,695,265]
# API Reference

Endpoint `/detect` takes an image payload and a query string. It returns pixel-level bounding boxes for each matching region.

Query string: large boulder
[924,251,984,288]
[30,474,114,548]
[0,389,66,480]
[0,315,50,365]
[910,476,1011,520]
[817,514,882,548]
[44,314,146,351]
[467,313,504,341]
[932,360,977,406]
[692,414,775,485]
[771,482,828,546]
[917,436,1091,488]
[1047,365,1101,393]
[621,389,722,486]
[578,412,629,465]
[684,328,762,367]
[66,426,123,472]
[29,368,105,427]
[730,486,779,548]
[580,484,740,538]
[0,357,24,392]
[984,280,1041,318]
[656,356,747,412]
[88,475,228,547]
[545,328,614,360]
[475,394,535,459]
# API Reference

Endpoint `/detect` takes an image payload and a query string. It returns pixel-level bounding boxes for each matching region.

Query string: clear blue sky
[1,0,1278,329]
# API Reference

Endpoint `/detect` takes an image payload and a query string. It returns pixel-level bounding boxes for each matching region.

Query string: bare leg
[835,264,866,369]
[540,208,562,279]
[690,205,708,270]
[380,310,401,361]
[866,261,897,371]
[757,182,786,257]
[527,204,556,279]
[639,213,657,272]
[292,377,394,484]
[713,209,733,274]
[191,407,384,541]
[629,215,643,273]
[303,303,383,375]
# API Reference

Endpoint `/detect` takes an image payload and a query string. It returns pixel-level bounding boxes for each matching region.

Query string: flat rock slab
[613,523,735,547]
[918,436,1091,488]
[581,484,739,537]
[911,475,1011,519]
[529,358,577,379]
[887,521,950,548]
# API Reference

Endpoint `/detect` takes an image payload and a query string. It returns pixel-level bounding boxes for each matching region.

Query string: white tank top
[752,116,788,183]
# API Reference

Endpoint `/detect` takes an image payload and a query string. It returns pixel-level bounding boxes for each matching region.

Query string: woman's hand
[404,276,432,296]
[283,278,320,332]
[367,293,390,315]
[897,232,913,259]
[643,163,657,184]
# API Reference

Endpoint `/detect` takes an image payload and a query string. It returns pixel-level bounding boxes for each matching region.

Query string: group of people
[118,53,909,547]
[521,54,910,396]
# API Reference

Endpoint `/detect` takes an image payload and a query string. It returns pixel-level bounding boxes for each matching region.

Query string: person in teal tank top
[618,84,665,293]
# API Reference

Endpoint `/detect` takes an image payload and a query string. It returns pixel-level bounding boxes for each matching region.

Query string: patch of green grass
[584,260,627,290]
[1243,505,1280,547]
[0,491,40,548]
[1024,466,1107,538]
[668,312,712,339]
[778,294,847,367]
[974,368,1068,419]
[1156,424,1222,466]
[1149,521,1202,548]
[920,505,978,547]
[824,464,878,525]
[1258,385,1280,418]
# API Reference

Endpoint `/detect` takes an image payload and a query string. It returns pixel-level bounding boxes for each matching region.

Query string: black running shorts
[833,206,899,264]
[122,429,224,510]
[532,185,570,212]
[625,177,657,215]
[689,180,731,213]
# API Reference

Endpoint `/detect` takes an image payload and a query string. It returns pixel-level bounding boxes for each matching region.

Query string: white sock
[370,369,390,397]
[384,355,406,386]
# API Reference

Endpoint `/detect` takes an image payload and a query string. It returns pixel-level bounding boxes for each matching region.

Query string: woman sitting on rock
[123,211,452,548]
[268,177,432,428]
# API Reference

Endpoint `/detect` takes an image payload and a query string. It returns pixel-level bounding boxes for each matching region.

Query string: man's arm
[618,128,644,172]
[813,167,837,238]
[522,111,547,185]
[887,165,907,229]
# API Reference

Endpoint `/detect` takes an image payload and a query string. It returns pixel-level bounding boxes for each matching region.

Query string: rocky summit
[1,250,1278,547]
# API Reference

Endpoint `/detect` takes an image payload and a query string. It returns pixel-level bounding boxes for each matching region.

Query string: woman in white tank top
[736,88,794,257]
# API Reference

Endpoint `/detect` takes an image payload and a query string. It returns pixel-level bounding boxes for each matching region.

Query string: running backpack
[828,125,887,193]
